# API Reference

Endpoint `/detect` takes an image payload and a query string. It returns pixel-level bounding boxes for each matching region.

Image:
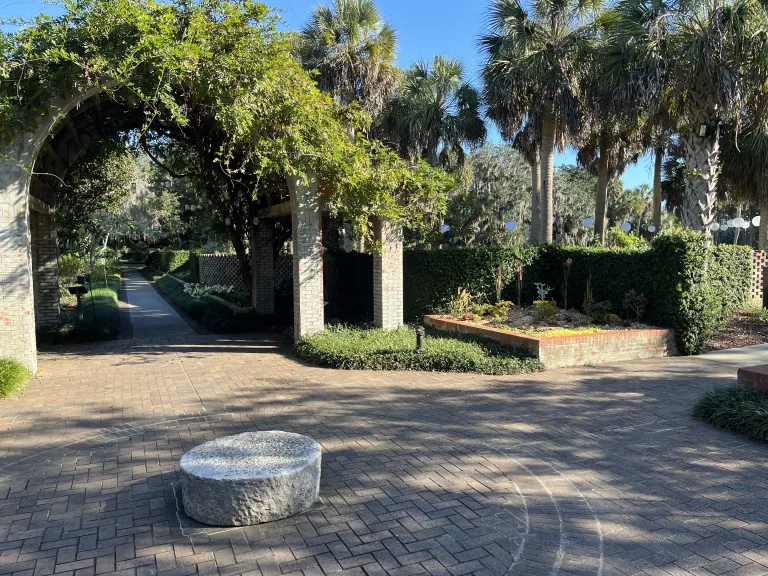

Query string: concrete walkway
[122,268,195,339]
[703,342,768,367]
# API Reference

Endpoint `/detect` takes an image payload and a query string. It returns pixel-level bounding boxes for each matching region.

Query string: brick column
[0,139,38,372]
[251,221,275,315]
[287,174,324,341]
[373,217,404,330]
[30,210,60,328]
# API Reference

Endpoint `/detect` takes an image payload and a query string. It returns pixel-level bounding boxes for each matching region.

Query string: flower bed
[424,315,676,368]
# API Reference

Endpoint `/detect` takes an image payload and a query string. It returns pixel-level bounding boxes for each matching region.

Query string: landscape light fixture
[415,326,425,351]
[697,124,708,137]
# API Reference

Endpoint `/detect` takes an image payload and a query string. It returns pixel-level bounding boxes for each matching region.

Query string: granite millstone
[180,431,322,526]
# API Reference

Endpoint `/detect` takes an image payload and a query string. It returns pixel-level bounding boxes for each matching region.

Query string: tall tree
[482,0,600,244]
[300,0,398,120]
[383,56,486,170]
[608,0,768,235]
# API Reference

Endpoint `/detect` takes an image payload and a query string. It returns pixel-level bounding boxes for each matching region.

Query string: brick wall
[752,250,767,307]
[738,365,768,394]
[424,315,676,369]
[251,223,274,314]
[30,210,60,328]
[373,218,403,330]
[198,254,247,291]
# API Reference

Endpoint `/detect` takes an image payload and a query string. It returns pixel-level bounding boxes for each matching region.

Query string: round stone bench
[180,431,322,526]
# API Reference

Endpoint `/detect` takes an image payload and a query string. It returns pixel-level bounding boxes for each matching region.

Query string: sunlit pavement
[0,331,765,576]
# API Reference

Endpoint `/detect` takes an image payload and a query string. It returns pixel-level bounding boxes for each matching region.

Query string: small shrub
[606,227,648,249]
[295,326,542,374]
[693,386,768,442]
[533,300,559,322]
[59,253,86,283]
[585,300,612,324]
[183,283,234,299]
[0,358,30,398]
[622,289,648,322]
[447,288,475,318]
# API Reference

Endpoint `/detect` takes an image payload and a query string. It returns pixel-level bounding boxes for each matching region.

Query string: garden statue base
[180,431,322,526]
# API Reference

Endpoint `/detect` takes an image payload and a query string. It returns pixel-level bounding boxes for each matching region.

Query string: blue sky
[1,0,653,188]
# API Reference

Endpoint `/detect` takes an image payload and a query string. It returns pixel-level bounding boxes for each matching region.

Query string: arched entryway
[1,90,404,372]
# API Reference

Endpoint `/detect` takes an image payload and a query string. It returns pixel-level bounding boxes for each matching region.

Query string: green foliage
[693,386,768,443]
[294,325,542,374]
[143,268,269,333]
[445,144,531,244]
[0,358,31,399]
[533,300,559,322]
[38,274,122,345]
[447,288,475,318]
[403,245,539,321]
[58,253,86,283]
[605,227,649,249]
[495,325,603,337]
[146,250,192,276]
[404,231,750,354]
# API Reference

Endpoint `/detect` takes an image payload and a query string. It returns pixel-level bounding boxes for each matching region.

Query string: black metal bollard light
[415,326,425,351]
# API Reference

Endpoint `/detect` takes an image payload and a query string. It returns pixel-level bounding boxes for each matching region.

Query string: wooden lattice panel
[752,250,767,306]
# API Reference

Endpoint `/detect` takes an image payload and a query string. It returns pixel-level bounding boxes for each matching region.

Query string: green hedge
[295,325,542,374]
[403,231,752,355]
[38,274,122,345]
[146,250,199,281]
[143,267,271,333]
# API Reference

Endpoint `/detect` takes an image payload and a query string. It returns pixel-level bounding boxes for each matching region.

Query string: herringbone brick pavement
[0,334,765,576]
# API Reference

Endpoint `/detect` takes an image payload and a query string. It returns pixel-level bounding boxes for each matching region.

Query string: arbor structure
[0,0,452,370]
[482,0,599,244]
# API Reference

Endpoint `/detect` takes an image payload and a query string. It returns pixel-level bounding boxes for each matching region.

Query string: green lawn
[295,325,543,374]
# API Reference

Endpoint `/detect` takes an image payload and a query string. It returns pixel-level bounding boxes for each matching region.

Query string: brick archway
[0,88,103,372]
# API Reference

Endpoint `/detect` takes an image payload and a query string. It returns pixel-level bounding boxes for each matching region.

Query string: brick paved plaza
[0,334,766,576]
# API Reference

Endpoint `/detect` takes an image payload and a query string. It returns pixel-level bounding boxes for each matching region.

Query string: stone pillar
[0,139,39,373]
[287,174,324,341]
[30,210,60,328]
[373,217,404,330]
[251,221,275,315]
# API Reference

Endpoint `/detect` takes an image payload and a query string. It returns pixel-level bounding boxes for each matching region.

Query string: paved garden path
[123,269,195,340]
[0,336,766,576]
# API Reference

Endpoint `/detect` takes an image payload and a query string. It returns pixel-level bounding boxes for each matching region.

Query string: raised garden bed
[424,315,676,368]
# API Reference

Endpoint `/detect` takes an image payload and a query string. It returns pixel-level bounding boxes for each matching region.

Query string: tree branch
[139,135,197,179]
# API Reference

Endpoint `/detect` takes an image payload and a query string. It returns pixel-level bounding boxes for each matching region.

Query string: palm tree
[607,0,768,235]
[481,0,600,244]
[300,0,399,121]
[485,72,544,243]
[383,56,486,170]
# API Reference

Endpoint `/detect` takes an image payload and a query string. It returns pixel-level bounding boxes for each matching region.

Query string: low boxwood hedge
[294,325,543,374]
[146,250,199,281]
[0,358,31,398]
[38,274,122,345]
[693,386,768,442]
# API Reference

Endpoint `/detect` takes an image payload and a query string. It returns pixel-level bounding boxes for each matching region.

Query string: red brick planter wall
[424,315,677,369]
[737,365,768,394]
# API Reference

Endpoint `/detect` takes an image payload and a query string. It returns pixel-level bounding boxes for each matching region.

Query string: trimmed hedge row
[142,267,270,333]
[403,231,752,355]
[146,250,199,281]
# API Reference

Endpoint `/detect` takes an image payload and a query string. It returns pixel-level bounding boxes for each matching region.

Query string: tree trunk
[653,145,663,231]
[681,105,719,236]
[594,132,610,245]
[540,100,556,245]
[733,205,742,245]
[530,149,541,244]
[760,198,768,251]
